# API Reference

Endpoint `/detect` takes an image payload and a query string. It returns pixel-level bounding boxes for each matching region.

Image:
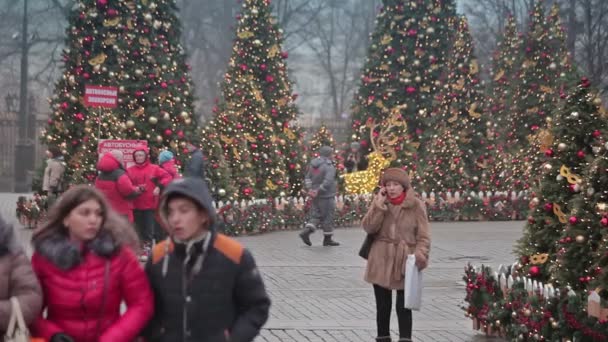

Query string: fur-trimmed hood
[0,215,18,257]
[34,229,120,270]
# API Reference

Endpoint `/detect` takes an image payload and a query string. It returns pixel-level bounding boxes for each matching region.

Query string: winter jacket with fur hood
[31,219,154,342]
[361,188,431,290]
[95,152,141,222]
[0,216,42,336]
[144,177,270,342]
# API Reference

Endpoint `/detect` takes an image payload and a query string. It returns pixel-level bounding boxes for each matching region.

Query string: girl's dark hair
[32,185,140,250]
[47,146,62,158]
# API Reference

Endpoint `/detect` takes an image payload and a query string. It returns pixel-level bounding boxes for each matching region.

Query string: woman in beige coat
[0,214,42,336]
[361,168,431,342]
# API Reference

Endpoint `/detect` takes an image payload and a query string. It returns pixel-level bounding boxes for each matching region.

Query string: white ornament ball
[570,112,579,119]
[556,175,564,181]
[557,143,567,151]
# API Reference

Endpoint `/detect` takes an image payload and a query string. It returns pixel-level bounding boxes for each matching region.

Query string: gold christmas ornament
[218,189,226,197]
[557,143,567,151]
[184,118,192,125]
[156,135,163,143]
[180,111,189,119]
[126,120,135,128]
[148,116,158,124]
[576,235,585,243]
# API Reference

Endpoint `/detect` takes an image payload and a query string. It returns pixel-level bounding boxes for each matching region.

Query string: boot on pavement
[323,234,340,246]
[299,224,315,246]
[375,337,391,342]
[397,339,412,342]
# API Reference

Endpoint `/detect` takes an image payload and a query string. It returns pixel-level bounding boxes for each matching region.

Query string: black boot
[397,339,412,342]
[323,234,340,246]
[299,224,314,246]
[375,337,391,342]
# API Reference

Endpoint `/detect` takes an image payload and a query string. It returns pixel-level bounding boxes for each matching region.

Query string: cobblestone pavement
[0,193,520,341]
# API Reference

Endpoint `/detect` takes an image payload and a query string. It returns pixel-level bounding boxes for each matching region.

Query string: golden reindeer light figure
[343,111,406,194]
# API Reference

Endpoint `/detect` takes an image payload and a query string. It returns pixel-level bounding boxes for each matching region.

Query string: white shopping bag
[403,254,423,310]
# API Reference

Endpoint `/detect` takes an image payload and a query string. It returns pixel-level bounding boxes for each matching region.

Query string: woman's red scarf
[389,191,406,205]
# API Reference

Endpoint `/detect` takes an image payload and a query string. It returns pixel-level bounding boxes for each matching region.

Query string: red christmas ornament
[240,64,248,71]
[407,29,417,37]
[521,255,530,265]
[265,75,274,83]
[569,216,578,224]
[83,36,93,45]
[243,187,253,196]
[97,0,108,7]
[271,108,278,116]
[251,144,257,149]
[135,91,144,97]
[529,266,541,277]
[236,123,243,129]
[544,203,554,212]
[164,129,173,137]
[61,102,69,110]
[260,64,267,71]
[527,216,535,224]
[601,217,608,227]
[83,73,90,79]
[577,150,585,158]
[406,86,416,94]
[106,8,118,17]
[160,82,168,89]
[280,51,288,59]
[581,77,591,88]
[177,130,184,138]
[289,163,296,170]
[593,130,602,138]
[257,134,265,140]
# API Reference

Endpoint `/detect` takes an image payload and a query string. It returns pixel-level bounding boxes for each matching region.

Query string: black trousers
[373,284,413,338]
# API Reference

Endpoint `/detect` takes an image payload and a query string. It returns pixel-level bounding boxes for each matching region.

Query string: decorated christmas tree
[417,123,469,193]
[42,0,199,183]
[309,124,335,155]
[349,0,457,165]
[549,84,608,290]
[206,0,305,199]
[479,16,526,192]
[509,3,574,189]
[516,78,603,284]
[489,15,522,147]
[427,16,485,189]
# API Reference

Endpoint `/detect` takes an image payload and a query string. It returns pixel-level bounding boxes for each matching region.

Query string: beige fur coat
[361,188,431,290]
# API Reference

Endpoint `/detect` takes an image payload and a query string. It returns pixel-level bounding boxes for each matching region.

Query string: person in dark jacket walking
[184,142,205,179]
[144,177,270,342]
[299,146,339,246]
[0,214,42,337]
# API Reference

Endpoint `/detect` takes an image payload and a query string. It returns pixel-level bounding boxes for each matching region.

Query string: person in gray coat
[184,142,205,179]
[299,146,340,246]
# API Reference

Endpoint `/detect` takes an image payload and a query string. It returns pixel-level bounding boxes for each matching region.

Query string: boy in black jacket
[144,177,270,342]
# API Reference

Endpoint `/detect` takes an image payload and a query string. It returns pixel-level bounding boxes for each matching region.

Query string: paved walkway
[0,193,518,341]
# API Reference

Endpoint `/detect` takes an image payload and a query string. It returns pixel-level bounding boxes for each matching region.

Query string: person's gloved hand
[50,333,75,342]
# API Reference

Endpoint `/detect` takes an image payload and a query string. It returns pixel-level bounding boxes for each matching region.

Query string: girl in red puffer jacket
[31,186,154,342]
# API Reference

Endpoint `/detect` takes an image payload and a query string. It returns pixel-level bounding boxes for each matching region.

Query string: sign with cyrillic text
[84,85,118,108]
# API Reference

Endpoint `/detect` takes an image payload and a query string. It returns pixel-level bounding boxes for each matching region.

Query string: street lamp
[14,0,33,193]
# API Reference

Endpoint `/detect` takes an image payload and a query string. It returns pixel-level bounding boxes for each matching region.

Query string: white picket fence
[212,190,528,210]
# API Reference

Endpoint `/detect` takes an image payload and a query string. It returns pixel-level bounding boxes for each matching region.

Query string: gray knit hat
[319,146,333,158]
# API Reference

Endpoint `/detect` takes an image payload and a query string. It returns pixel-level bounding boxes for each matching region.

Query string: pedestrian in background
[31,185,153,342]
[0,214,42,336]
[361,168,431,342]
[144,177,270,342]
[95,150,143,222]
[299,145,340,246]
[158,150,180,180]
[184,142,205,179]
[42,146,66,206]
[127,144,172,246]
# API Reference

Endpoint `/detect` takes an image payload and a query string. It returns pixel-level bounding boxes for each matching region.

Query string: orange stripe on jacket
[152,240,174,264]
[213,234,244,264]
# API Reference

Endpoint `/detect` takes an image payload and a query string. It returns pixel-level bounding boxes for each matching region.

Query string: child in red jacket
[127,144,172,245]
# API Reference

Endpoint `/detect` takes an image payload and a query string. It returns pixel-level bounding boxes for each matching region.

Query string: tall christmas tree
[42,0,199,183]
[509,3,574,189]
[349,0,457,165]
[515,78,604,284]
[426,16,485,189]
[480,16,525,191]
[550,83,608,290]
[205,0,305,199]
